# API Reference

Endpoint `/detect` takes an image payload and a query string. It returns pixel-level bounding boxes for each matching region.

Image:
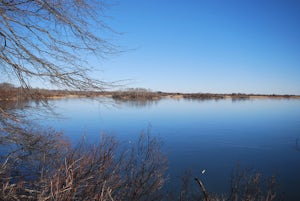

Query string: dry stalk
[195,177,208,201]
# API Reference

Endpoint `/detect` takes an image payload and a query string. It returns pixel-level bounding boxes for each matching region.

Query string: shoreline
[1,90,300,102]
[39,92,300,101]
[167,94,300,100]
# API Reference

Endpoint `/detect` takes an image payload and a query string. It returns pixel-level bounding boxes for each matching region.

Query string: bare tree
[0,0,116,92]
[0,0,118,149]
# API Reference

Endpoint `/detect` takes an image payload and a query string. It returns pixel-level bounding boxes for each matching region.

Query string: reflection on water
[33,97,300,200]
[0,100,30,110]
[114,99,160,108]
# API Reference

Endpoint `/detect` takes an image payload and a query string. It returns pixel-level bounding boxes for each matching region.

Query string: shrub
[0,129,168,201]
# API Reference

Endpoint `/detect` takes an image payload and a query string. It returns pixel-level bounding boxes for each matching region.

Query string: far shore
[22,91,300,101]
[1,87,300,102]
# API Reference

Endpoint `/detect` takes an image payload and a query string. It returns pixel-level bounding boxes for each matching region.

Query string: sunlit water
[35,97,300,199]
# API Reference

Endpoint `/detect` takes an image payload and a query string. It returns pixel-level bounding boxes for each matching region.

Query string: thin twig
[195,177,208,201]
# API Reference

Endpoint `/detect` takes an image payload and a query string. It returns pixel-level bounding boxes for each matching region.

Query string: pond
[37,97,300,200]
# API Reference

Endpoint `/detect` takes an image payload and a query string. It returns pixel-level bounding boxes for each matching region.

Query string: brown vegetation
[111,88,163,101]
[182,93,225,100]
[170,167,281,201]
[0,82,108,101]
[1,83,299,102]
[0,128,168,201]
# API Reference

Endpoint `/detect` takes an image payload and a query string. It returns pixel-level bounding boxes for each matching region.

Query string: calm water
[37,97,300,199]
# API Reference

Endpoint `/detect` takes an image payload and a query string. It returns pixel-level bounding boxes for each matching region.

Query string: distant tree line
[111,88,162,101]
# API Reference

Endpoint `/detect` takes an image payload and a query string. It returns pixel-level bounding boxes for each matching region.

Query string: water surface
[38,97,300,199]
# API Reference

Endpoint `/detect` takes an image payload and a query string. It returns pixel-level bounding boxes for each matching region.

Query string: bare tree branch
[0,0,120,144]
[0,0,117,92]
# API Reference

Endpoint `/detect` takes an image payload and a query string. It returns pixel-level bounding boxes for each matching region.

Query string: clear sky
[97,0,300,94]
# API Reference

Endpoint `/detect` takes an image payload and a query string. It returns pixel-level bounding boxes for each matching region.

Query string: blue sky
[97,0,300,94]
